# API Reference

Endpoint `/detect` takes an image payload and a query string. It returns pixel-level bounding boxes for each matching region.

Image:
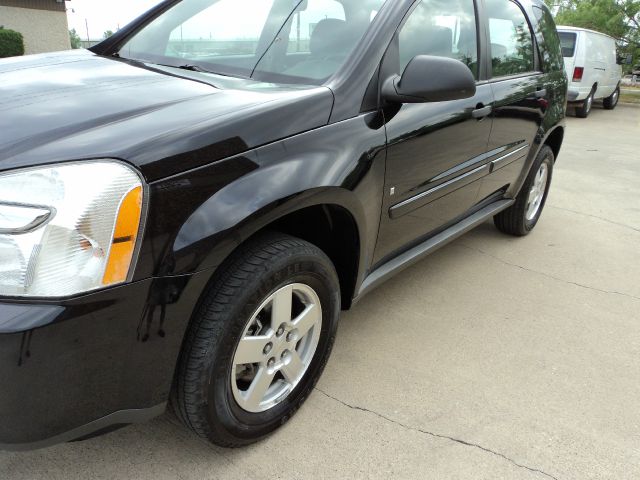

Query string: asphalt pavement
[1,104,639,480]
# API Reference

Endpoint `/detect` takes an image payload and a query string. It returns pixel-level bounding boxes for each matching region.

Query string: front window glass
[119,0,386,84]
[398,0,479,79]
[486,0,535,77]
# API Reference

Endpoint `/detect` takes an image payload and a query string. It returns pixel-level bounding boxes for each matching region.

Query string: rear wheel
[603,87,620,110]
[494,145,554,236]
[171,233,340,447]
[575,88,594,118]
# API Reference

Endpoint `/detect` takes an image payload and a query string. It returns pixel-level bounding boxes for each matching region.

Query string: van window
[398,0,479,78]
[486,0,535,77]
[559,32,577,57]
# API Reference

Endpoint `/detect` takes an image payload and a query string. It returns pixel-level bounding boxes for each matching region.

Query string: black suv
[0,0,566,450]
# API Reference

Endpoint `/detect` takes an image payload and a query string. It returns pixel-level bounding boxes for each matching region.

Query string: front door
[373,0,493,266]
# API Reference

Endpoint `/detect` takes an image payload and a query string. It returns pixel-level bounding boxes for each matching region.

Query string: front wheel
[494,145,554,236]
[603,87,620,110]
[171,233,340,447]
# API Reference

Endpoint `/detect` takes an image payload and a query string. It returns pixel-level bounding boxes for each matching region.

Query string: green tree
[103,30,114,39]
[0,27,25,58]
[545,0,640,70]
[69,28,82,49]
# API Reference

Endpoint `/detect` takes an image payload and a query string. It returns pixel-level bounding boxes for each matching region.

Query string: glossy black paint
[0,273,212,447]
[0,0,566,449]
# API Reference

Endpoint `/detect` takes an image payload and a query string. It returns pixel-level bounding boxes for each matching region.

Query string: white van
[557,26,622,118]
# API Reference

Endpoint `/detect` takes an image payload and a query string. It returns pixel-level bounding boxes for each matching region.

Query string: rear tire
[494,145,554,236]
[603,87,620,110]
[171,233,340,447]
[575,88,594,118]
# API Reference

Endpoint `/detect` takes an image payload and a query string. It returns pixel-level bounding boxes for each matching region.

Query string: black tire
[494,145,554,236]
[603,86,620,110]
[575,88,594,118]
[171,233,340,447]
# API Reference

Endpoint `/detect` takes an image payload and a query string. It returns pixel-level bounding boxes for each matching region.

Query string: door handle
[472,104,492,119]
[534,88,547,98]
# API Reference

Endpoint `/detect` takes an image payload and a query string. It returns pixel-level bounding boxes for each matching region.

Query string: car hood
[0,50,334,181]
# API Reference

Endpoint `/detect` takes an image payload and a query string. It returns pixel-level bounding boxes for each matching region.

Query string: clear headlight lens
[0,161,145,297]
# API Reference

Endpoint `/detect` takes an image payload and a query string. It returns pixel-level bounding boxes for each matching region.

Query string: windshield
[119,0,387,84]
[558,31,577,58]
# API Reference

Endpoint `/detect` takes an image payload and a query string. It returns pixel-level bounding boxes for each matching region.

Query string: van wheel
[603,87,619,110]
[494,145,554,236]
[171,233,340,447]
[575,88,594,118]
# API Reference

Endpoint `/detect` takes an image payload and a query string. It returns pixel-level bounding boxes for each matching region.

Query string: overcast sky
[67,0,162,40]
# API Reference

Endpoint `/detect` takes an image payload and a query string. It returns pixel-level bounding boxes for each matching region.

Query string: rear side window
[559,32,577,57]
[398,0,479,79]
[486,0,535,77]
[532,5,563,72]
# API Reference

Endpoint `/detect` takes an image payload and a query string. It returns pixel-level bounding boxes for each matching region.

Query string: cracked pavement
[1,107,639,479]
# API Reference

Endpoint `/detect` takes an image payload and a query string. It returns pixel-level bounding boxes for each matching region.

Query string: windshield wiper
[174,64,210,73]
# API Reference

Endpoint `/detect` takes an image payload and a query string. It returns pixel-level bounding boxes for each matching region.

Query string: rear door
[476,0,546,200]
[373,0,494,265]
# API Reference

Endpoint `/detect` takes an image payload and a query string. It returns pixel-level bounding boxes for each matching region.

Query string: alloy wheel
[231,283,322,413]
[525,163,549,221]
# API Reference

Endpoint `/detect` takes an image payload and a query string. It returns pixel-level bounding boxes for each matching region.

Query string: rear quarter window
[532,5,564,72]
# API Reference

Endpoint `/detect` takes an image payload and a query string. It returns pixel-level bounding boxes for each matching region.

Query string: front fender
[135,112,388,291]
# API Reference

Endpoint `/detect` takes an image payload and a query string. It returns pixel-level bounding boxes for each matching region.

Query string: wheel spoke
[292,303,320,338]
[281,351,306,384]
[231,282,323,413]
[243,367,275,410]
[234,335,271,365]
[271,285,293,329]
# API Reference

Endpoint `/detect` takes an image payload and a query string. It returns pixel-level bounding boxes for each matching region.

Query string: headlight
[0,161,145,298]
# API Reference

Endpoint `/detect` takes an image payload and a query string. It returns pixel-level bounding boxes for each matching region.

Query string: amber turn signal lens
[102,186,143,285]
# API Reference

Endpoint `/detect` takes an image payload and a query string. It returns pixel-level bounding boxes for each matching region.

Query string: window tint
[533,5,563,72]
[486,0,535,77]
[398,0,478,78]
[559,32,577,58]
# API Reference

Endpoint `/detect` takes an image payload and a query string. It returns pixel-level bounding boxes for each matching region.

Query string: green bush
[0,28,25,58]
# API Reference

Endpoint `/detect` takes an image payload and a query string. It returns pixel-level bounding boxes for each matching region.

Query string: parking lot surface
[1,105,639,480]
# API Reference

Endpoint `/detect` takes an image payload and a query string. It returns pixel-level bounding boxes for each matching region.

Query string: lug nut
[267,357,276,367]
[276,324,286,337]
[281,350,289,360]
[263,343,273,355]
[286,332,295,342]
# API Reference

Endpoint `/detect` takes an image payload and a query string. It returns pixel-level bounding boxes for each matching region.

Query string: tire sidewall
[606,87,619,109]
[523,149,554,233]
[205,254,340,443]
[583,91,593,115]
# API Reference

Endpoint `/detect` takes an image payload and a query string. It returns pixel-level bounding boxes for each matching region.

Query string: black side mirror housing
[382,55,476,104]
[617,54,633,65]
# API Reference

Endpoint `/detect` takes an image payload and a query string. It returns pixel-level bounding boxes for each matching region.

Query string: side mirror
[382,55,476,104]
[617,54,633,65]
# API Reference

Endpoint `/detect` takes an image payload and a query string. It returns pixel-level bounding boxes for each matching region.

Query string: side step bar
[355,199,515,302]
